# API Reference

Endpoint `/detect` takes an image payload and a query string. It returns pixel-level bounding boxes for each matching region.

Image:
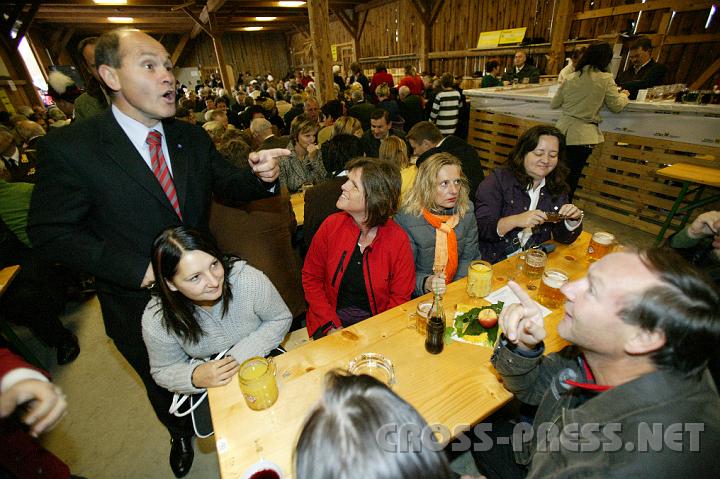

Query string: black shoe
[56,333,80,365]
[170,435,194,478]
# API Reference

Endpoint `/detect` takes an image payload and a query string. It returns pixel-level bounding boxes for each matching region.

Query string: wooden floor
[16,211,653,478]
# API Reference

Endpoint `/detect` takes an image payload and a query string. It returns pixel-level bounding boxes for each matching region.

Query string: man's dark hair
[321,100,343,122]
[322,134,363,176]
[344,157,400,228]
[375,62,387,73]
[506,125,569,197]
[485,60,499,73]
[629,36,652,51]
[440,72,454,88]
[77,36,98,59]
[576,41,613,74]
[95,29,124,69]
[620,248,720,379]
[370,108,390,123]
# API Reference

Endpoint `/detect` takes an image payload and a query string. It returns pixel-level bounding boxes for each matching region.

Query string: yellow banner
[476,27,527,49]
[0,90,15,113]
[331,44,338,61]
[477,30,502,49]
[499,27,527,45]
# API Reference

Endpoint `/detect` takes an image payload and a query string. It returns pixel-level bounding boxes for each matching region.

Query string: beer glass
[587,231,616,262]
[466,260,493,298]
[238,357,278,411]
[537,269,569,309]
[523,248,547,290]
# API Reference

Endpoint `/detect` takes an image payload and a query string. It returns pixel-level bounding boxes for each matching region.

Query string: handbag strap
[169,348,229,416]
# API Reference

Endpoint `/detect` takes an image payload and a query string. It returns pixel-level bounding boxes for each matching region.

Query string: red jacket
[0,348,70,479]
[370,71,395,93]
[398,74,425,96]
[302,212,415,337]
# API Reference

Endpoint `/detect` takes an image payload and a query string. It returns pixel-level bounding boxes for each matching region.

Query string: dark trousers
[97,290,192,438]
[565,145,594,203]
[470,419,528,479]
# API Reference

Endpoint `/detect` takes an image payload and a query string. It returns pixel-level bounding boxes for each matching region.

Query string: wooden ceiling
[7,0,370,36]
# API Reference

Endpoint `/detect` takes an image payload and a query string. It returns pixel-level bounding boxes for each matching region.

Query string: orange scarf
[422,208,460,283]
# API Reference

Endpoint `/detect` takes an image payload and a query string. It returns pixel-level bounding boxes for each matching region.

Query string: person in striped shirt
[429,73,462,135]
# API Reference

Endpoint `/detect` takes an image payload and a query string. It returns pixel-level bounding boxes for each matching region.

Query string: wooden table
[208,232,592,478]
[655,163,720,244]
[290,192,304,226]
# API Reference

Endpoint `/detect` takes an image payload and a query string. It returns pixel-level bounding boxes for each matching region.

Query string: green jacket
[492,342,720,477]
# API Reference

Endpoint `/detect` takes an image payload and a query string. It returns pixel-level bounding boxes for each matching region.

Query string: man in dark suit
[27,29,287,478]
[0,130,37,183]
[360,109,407,158]
[501,50,541,84]
[407,121,484,199]
[616,36,668,100]
[250,117,289,151]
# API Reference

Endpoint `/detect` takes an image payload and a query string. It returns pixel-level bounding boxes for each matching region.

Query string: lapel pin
[177,144,183,149]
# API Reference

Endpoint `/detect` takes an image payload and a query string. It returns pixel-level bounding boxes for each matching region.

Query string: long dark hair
[506,125,569,197]
[575,41,613,74]
[151,226,235,343]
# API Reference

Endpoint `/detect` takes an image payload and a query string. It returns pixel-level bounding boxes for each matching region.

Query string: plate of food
[446,302,504,347]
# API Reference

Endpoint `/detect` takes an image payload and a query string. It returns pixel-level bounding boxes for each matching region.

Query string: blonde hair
[290,114,319,143]
[401,152,470,217]
[333,116,363,138]
[379,136,410,169]
[375,83,390,99]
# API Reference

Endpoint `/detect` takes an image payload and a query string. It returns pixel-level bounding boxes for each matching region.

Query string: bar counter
[464,84,720,238]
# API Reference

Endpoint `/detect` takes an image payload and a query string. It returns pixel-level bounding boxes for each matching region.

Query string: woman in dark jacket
[474,125,583,264]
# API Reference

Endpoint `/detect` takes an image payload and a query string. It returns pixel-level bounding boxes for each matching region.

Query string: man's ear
[98,64,119,92]
[625,328,666,356]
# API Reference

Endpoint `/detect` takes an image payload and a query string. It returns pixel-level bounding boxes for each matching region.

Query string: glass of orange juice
[466,260,493,298]
[238,357,278,411]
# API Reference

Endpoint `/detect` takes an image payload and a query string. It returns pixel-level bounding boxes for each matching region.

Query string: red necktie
[146,130,182,220]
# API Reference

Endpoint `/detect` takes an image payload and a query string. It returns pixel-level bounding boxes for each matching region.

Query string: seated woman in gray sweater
[395,153,481,296]
[142,226,292,396]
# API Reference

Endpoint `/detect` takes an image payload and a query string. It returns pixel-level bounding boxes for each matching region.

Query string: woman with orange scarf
[395,153,481,296]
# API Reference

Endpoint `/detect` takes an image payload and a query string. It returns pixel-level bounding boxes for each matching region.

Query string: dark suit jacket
[616,59,668,100]
[416,135,485,199]
[502,64,541,84]
[360,129,407,158]
[303,176,344,252]
[1,146,37,183]
[27,110,275,337]
[348,101,375,131]
[258,134,290,151]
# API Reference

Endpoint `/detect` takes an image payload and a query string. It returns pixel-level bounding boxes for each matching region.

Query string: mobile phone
[537,243,556,254]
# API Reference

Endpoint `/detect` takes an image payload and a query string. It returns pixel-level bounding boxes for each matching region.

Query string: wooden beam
[690,56,720,90]
[307,0,334,104]
[170,33,190,66]
[429,0,445,25]
[663,33,720,45]
[207,12,231,91]
[355,0,397,13]
[332,8,356,38]
[573,0,713,21]
[12,1,40,49]
[181,7,212,37]
[546,0,574,75]
[409,0,429,25]
[190,0,226,39]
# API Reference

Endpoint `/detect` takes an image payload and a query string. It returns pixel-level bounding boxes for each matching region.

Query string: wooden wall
[178,32,290,81]
[288,0,718,87]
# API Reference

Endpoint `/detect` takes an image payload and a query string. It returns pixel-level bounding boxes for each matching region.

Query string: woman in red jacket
[303,157,415,338]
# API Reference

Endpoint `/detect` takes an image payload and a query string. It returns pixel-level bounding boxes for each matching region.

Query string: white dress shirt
[111,105,173,176]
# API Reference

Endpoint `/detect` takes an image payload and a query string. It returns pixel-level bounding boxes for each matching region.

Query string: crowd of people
[0,28,718,479]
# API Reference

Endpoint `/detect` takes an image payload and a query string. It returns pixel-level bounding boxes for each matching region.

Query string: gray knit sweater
[141,261,292,395]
